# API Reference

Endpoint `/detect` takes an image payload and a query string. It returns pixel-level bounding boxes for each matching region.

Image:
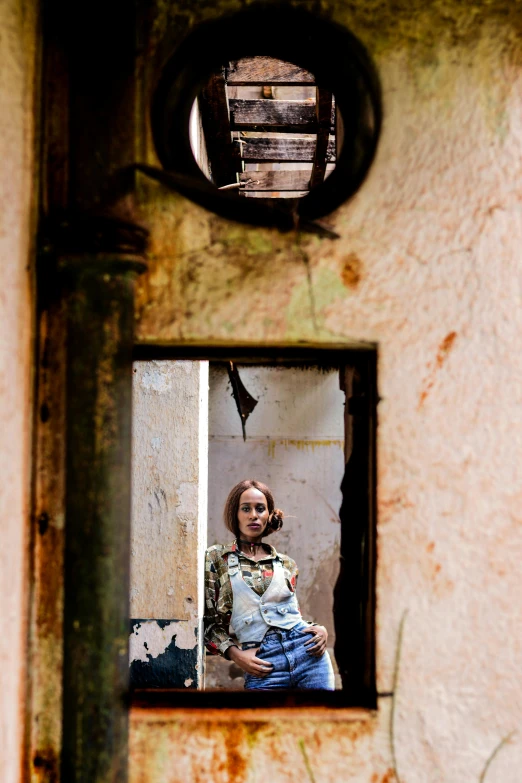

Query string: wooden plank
[240,136,336,162]
[226,57,315,85]
[229,98,335,134]
[240,170,312,191]
[199,71,241,187]
[230,98,317,132]
[309,88,334,189]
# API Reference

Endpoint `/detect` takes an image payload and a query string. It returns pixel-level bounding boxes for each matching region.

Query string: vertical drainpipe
[40,0,144,774]
[57,220,147,782]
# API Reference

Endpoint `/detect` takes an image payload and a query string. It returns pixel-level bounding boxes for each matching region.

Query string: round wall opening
[151,6,381,229]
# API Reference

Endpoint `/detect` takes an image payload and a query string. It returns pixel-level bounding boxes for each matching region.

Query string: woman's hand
[301,625,328,656]
[227,646,274,677]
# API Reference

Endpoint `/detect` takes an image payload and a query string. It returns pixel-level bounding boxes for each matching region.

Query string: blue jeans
[243,621,335,690]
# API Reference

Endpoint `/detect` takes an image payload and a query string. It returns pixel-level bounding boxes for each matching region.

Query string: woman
[204,479,335,690]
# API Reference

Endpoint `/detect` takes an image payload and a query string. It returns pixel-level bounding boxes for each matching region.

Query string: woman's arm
[204,549,236,658]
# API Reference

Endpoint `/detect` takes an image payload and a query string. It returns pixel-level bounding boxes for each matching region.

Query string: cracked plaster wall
[128,1,522,780]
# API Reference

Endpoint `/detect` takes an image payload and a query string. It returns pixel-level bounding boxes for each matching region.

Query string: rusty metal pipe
[60,251,145,783]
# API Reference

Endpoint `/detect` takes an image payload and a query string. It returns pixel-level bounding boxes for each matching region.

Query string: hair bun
[268,508,284,533]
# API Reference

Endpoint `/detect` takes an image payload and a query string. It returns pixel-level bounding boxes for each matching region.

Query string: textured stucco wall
[130,360,209,687]
[130,1,522,780]
[0,1,37,781]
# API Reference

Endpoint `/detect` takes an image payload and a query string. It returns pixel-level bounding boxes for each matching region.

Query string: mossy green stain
[220,226,275,255]
[285,266,348,339]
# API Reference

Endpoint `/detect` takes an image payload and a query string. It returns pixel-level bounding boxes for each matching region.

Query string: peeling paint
[130,620,196,664]
[129,620,199,689]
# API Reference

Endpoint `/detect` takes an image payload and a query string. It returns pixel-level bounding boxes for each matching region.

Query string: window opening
[129,347,377,709]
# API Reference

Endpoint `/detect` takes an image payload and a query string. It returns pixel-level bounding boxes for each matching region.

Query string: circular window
[151,6,381,230]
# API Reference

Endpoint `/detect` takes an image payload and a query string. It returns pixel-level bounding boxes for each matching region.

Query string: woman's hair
[224,479,284,539]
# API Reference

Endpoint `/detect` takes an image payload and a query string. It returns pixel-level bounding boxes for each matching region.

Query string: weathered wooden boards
[199,72,241,187]
[240,170,312,191]
[230,98,315,132]
[240,169,335,191]
[240,136,335,163]
[229,98,335,133]
[198,58,337,195]
[226,57,314,85]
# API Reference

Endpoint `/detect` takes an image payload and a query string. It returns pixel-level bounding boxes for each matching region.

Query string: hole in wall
[190,58,340,201]
[151,6,381,226]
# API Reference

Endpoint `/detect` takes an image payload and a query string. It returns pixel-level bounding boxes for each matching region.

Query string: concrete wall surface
[206,364,344,689]
[0,0,37,781]
[129,1,522,780]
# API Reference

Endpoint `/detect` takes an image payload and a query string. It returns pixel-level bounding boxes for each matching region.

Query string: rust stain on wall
[427,541,455,596]
[418,331,458,408]
[435,331,457,367]
[371,770,395,783]
[378,491,415,525]
[266,439,343,459]
[221,724,259,783]
[130,713,377,783]
[340,252,363,288]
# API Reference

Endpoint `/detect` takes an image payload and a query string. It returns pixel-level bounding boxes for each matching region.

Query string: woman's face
[237,487,270,541]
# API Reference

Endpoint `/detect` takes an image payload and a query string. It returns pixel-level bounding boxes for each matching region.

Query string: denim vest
[228,552,302,643]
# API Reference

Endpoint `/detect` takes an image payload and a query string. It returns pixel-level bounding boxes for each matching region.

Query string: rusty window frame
[131,344,378,711]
